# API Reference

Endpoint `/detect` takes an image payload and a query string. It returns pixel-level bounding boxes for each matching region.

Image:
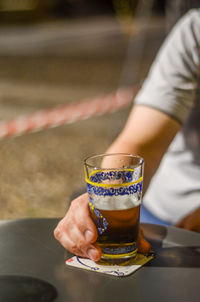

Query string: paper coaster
[66,253,154,277]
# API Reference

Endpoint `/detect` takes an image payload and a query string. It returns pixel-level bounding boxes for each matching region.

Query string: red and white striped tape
[0,86,138,139]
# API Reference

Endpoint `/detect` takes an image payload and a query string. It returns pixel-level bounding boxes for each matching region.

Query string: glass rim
[84,153,144,170]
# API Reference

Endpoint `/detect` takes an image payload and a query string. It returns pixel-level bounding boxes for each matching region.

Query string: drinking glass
[84,153,144,262]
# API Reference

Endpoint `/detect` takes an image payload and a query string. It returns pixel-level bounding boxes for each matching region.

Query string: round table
[0,218,199,302]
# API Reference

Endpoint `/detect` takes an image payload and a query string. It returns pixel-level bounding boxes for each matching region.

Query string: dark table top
[0,218,200,302]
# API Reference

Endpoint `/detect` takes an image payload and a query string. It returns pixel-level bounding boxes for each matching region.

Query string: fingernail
[87,248,99,261]
[85,230,93,242]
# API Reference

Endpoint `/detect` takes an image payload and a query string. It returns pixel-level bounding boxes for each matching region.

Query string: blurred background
[0,0,199,219]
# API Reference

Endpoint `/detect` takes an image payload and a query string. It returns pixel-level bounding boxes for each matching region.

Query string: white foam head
[92,194,141,210]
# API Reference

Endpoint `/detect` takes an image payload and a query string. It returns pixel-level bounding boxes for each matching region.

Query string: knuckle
[60,214,74,230]
[77,238,87,250]
[71,244,80,255]
[70,198,80,210]
[78,217,87,230]
[54,226,61,240]
[53,218,72,241]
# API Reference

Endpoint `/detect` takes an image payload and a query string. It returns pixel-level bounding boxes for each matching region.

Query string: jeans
[140,204,172,226]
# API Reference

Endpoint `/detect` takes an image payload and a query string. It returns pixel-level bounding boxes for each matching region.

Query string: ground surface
[0,13,166,219]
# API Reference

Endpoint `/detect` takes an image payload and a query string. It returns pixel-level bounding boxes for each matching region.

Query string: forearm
[106,134,158,194]
[106,105,181,194]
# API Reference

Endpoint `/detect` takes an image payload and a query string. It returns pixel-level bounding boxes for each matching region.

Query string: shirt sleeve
[134,9,200,124]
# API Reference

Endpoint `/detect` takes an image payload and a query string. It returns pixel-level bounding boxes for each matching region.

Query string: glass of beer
[84,153,144,262]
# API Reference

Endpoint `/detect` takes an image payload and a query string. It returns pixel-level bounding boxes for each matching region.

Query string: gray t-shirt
[134,9,200,224]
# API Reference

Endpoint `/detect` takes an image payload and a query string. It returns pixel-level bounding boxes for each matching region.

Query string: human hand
[175,207,200,233]
[54,193,151,261]
[54,193,101,261]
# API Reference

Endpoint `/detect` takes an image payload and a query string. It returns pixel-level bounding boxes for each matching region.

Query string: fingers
[175,208,200,233]
[54,193,102,261]
[137,227,151,254]
[175,216,187,229]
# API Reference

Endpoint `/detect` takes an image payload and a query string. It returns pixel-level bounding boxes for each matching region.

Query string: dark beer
[89,203,140,260]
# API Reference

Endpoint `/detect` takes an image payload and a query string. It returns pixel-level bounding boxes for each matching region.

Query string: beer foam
[92,195,141,211]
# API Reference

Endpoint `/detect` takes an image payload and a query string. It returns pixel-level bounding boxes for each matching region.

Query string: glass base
[98,242,138,264]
